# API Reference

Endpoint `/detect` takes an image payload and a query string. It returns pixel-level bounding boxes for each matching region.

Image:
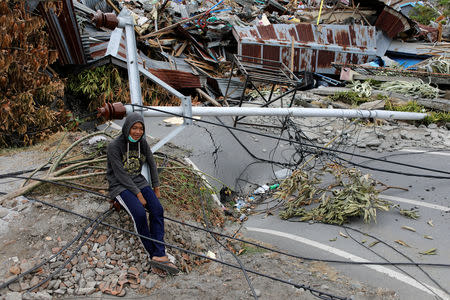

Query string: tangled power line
[1,103,449,299]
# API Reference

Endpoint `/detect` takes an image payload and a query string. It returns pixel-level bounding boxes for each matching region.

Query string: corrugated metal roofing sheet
[39,0,87,65]
[374,6,411,39]
[233,24,379,74]
[88,31,199,90]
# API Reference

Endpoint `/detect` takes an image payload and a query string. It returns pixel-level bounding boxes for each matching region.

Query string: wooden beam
[196,88,222,107]
[140,12,209,39]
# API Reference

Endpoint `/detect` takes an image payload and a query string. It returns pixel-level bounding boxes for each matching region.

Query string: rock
[5,292,21,300]
[64,280,74,288]
[20,281,30,290]
[8,282,21,292]
[0,207,9,218]
[9,265,21,275]
[94,268,104,275]
[83,269,95,279]
[53,288,66,295]
[444,139,450,148]
[254,289,262,297]
[22,291,52,300]
[76,287,96,295]
[104,244,113,252]
[85,280,97,289]
[29,276,40,287]
[366,139,382,147]
[358,100,385,110]
[145,277,157,289]
[96,235,108,244]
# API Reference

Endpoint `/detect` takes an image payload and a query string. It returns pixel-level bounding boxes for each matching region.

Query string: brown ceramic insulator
[92,10,119,30]
[97,102,126,120]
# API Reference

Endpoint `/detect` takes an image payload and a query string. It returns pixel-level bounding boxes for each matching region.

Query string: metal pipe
[125,105,426,120]
[122,14,143,107]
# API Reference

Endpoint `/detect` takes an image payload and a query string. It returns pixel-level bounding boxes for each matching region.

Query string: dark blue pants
[116,186,165,258]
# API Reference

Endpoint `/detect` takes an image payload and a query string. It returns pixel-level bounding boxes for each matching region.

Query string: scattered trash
[401,225,416,232]
[269,183,279,190]
[329,237,337,242]
[254,185,270,195]
[398,208,420,220]
[339,232,349,238]
[219,186,236,204]
[368,241,379,248]
[206,250,217,259]
[394,240,411,247]
[88,136,107,145]
[234,199,246,210]
[163,117,184,125]
[419,248,437,255]
[239,213,246,222]
[427,219,434,227]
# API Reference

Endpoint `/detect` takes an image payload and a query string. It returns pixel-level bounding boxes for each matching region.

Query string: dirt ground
[0,136,399,300]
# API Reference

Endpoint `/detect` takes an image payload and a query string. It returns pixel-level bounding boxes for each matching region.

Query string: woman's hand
[153,186,161,198]
[137,192,147,206]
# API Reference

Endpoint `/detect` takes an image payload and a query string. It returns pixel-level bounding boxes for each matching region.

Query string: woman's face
[130,122,144,141]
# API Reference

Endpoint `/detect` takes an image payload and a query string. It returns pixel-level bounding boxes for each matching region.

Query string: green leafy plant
[329,91,371,106]
[385,100,450,125]
[409,4,439,25]
[66,64,129,111]
[277,165,391,225]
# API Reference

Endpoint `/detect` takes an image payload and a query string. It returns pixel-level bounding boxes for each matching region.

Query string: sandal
[149,258,180,276]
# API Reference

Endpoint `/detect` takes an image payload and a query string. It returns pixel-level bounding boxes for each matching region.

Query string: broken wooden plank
[175,40,189,57]
[196,88,222,107]
[140,11,209,39]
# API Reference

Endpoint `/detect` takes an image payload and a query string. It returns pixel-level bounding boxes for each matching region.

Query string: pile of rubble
[27,0,449,114]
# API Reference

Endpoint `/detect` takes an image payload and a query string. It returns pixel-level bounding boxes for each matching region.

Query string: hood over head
[122,112,145,142]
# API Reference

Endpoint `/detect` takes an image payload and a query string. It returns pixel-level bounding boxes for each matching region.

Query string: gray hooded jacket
[106,112,160,199]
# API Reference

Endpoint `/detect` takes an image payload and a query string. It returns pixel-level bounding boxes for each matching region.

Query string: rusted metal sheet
[232,23,379,75]
[374,6,411,39]
[149,69,201,90]
[87,31,199,91]
[39,0,87,65]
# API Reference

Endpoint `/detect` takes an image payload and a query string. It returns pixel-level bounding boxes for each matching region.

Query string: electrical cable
[342,227,443,300]
[215,116,301,168]
[129,104,450,178]
[163,216,450,267]
[0,208,113,290]
[21,195,347,300]
[341,225,450,296]
[27,208,114,293]
[197,179,258,300]
[1,176,343,299]
[3,175,450,268]
[3,174,448,299]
